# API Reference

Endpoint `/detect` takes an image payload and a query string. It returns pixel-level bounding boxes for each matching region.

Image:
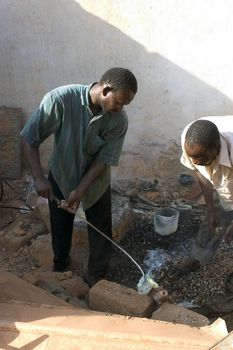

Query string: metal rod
[76,213,145,277]
[0,205,31,211]
[52,195,146,278]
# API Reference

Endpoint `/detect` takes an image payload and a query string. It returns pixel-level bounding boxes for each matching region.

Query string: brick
[89,279,156,317]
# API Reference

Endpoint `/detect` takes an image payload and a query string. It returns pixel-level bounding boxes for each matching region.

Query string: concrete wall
[1,0,233,180]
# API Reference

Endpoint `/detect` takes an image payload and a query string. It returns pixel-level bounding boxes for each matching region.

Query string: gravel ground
[107,203,233,330]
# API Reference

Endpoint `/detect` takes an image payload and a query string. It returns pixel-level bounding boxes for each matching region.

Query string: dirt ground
[1,176,233,331]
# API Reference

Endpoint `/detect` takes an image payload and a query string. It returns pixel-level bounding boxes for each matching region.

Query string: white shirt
[181,116,233,211]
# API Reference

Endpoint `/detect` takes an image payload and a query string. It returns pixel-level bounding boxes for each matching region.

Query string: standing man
[172,116,233,276]
[21,67,137,287]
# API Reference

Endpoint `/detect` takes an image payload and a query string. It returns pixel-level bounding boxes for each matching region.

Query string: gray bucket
[154,207,179,236]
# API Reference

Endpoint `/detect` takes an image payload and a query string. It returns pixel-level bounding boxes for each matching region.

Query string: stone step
[0,302,228,350]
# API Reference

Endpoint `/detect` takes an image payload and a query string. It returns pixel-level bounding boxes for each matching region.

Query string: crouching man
[171,116,233,277]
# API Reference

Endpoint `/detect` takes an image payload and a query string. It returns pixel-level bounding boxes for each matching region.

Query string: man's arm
[68,159,106,204]
[21,92,63,199]
[195,170,219,228]
[22,138,52,199]
[59,159,106,214]
[196,171,233,243]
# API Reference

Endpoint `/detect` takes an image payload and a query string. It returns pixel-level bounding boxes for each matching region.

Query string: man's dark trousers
[48,172,112,278]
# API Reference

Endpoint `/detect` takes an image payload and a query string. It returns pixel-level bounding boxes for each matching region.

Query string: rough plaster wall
[1,0,233,180]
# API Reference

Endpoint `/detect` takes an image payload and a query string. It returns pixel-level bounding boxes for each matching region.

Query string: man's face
[100,86,135,113]
[184,141,220,166]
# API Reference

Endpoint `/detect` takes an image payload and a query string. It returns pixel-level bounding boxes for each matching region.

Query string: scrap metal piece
[149,287,171,305]
[137,273,159,295]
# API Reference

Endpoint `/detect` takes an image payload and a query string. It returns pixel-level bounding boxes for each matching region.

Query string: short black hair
[185,120,220,149]
[100,67,137,94]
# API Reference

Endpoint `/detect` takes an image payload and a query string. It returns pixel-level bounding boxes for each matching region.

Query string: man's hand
[67,189,82,213]
[223,222,233,244]
[57,189,82,215]
[34,177,53,199]
[58,199,78,215]
[57,159,106,215]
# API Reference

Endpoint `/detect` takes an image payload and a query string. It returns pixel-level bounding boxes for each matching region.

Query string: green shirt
[20,84,128,209]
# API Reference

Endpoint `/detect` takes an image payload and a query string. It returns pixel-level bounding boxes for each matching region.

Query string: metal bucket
[154,207,179,236]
